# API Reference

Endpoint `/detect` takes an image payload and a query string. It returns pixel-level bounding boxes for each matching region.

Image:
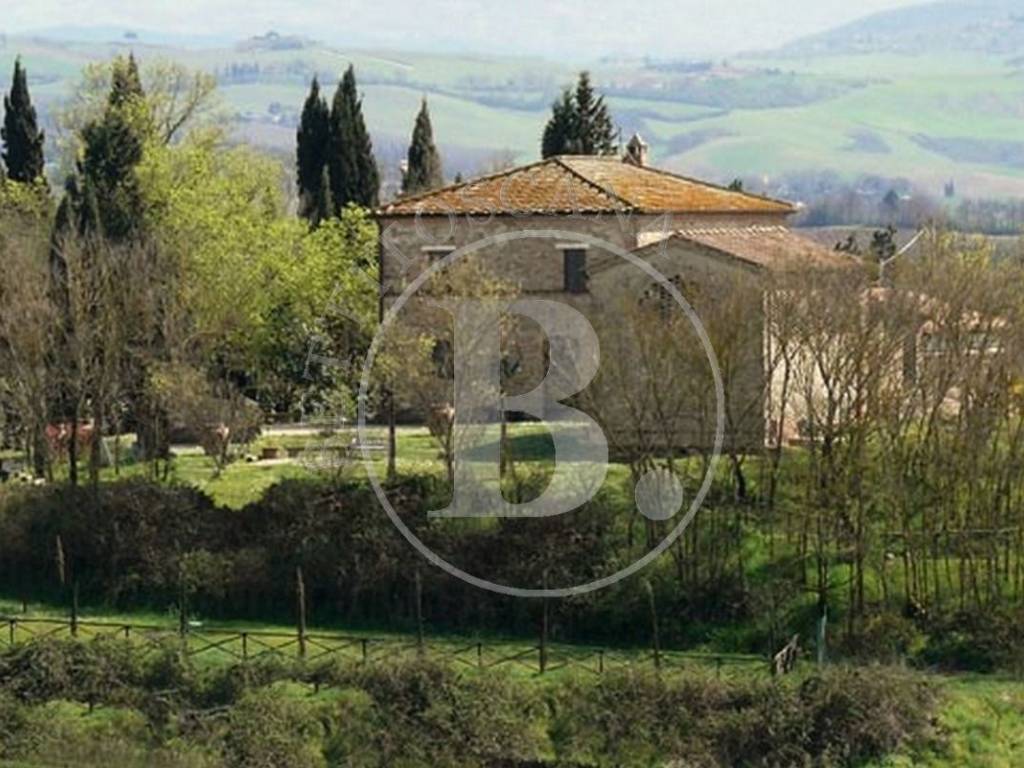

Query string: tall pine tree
[326,65,379,212]
[541,89,576,158]
[296,76,330,224]
[540,71,616,158]
[402,98,443,196]
[573,71,615,155]
[1,57,46,183]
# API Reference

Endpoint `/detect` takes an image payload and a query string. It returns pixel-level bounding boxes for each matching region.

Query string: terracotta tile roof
[378,156,794,216]
[633,225,857,271]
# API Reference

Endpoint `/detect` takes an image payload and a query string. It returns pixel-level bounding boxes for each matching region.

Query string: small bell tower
[623,133,649,167]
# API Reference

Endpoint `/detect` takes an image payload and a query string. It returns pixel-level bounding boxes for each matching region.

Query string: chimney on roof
[623,133,649,167]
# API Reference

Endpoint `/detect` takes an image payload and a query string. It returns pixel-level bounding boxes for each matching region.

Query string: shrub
[221,687,327,768]
[550,666,941,767]
[323,659,548,768]
[0,638,143,708]
[918,607,1024,673]
[798,667,941,764]
[837,613,924,664]
[0,690,36,757]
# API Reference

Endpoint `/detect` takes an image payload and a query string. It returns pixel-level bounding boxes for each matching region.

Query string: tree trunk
[386,389,397,482]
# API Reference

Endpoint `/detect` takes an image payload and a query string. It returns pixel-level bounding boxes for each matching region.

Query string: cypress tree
[109,52,144,108]
[1,57,46,183]
[313,166,333,225]
[541,89,577,158]
[539,71,616,158]
[296,76,330,224]
[78,94,146,240]
[402,98,443,196]
[327,65,379,212]
[79,56,148,241]
[351,78,379,208]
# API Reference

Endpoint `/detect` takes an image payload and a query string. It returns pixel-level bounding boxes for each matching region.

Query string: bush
[0,690,36,757]
[550,666,941,767]
[837,613,924,664]
[919,607,1024,673]
[221,687,327,768]
[323,659,548,768]
[798,667,941,764]
[0,638,144,708]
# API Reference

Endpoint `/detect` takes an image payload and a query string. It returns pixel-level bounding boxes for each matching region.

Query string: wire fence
[0,615,768,677]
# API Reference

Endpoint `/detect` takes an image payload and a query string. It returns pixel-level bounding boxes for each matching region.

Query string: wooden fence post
[296,566,307,660]
[70,580,79,638]
[645,580,660,670]
[361,638,368,663]
[539,569,549,674]
[414,569,424,655]
[8,619,14,645]
[477,642,483,669]
[242,632,248,660]
[816,604,828,666]
[178,573,188,639]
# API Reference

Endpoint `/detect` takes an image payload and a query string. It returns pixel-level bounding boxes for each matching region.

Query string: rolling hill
[778,0,1024,56]
[4,0,1024,203]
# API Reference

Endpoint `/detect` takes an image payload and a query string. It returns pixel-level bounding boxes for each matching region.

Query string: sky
[3,0,932,58]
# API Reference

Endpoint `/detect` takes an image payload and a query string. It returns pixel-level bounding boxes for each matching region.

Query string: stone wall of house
[376,211,779,450]
[588,238,767,452]
[378,211,788,296]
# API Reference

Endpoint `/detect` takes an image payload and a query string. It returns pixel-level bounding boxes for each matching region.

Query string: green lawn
[25,422,621,508]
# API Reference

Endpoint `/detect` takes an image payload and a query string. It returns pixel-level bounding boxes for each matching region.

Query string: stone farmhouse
[374,139,853,452]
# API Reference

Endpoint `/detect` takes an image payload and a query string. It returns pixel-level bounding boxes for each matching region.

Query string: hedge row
[0,638,944,767]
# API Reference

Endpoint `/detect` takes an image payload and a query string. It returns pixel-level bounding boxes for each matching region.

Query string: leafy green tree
[141,133,378,417]
[1,58,45,183]
[540,72,616,157]
[296,77,330,225]
[401,98,443,195]
[326,65,379,211]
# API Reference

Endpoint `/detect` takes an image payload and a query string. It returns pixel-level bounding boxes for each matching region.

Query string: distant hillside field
[4,0,1024,200]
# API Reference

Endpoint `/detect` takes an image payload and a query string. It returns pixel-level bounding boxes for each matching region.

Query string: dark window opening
[563,248,588,294]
